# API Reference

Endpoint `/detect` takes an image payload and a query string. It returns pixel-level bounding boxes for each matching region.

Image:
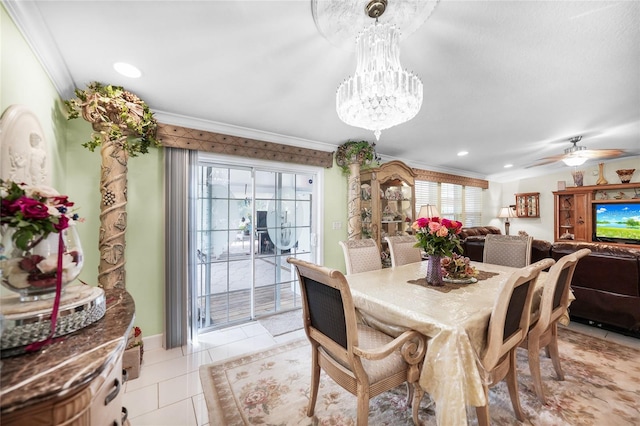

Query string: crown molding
[3,0,76,99]
[153,110,340,154]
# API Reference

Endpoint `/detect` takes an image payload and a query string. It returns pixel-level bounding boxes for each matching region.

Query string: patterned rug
[199,327,639,425]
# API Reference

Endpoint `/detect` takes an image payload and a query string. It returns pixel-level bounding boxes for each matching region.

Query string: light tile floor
[123,320,639,426]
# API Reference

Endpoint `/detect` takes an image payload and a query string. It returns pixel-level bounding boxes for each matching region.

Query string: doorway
[194,159,318,333]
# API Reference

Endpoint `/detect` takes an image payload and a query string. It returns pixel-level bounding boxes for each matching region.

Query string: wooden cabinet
[360,161,416,266]
[554,191,590,241]
[553,182,639,245]
[515,192,540,217]
[1,288,134,426]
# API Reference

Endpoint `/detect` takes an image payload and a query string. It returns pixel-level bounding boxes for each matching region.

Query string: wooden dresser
[1,288,135,425]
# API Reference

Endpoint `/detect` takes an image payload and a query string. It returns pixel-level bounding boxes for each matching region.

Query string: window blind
[415,180,483,226]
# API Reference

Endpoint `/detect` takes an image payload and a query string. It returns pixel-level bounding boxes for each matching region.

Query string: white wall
[484,156,639,241]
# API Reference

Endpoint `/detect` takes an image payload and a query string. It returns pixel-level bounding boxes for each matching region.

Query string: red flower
[54,214,70,231]
[15,196,50,220]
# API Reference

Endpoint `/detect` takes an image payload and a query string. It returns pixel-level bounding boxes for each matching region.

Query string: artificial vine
[335,140,380,174]
[64,82,160,156]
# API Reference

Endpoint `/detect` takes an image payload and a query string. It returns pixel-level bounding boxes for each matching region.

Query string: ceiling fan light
[562,156,587,167]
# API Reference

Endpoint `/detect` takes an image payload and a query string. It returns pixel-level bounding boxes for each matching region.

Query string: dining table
[345,260,560,426]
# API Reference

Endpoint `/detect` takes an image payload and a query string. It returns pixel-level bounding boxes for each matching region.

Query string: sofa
[552,242,640,333]
[457,226,552,265]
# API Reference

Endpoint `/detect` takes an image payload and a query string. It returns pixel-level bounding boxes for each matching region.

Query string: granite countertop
[0,288,135,414]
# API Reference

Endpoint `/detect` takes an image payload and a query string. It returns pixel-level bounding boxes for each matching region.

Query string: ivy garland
[64,82,160,157]
[335,140,379,174]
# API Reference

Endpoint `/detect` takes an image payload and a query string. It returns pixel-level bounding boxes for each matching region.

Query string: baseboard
[141,333,163,350]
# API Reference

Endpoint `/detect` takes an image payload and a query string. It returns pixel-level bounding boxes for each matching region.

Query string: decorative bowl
[615,169,635,184]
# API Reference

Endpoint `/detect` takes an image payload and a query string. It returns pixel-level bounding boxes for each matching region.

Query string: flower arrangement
[411,216,463,257]
[441,253,478,279]
[0,180,80,251]
[0,180,83,291]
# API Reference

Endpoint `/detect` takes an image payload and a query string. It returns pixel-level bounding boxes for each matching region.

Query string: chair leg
[475,385,490,426]
[356,386,370,426]
[506,350,525,421]
[547,323,564,380]
[307,347,320,417]
[405,382,414,407]
[527,336,546,404]
[411,382,424,425]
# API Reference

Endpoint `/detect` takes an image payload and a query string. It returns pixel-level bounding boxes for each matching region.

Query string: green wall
[1,6,65,188]
[2,5,349,339]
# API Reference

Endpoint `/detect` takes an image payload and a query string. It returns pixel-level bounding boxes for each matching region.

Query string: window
[415,180,483,226]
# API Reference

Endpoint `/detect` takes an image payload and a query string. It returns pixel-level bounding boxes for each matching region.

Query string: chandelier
[336,0,423,141]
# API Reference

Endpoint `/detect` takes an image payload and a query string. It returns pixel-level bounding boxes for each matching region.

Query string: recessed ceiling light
[457,151,469,156]
[504,164,513,168]
[113,62,141,78]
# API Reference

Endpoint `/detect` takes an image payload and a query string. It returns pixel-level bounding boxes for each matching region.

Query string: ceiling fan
[527,136,626,168]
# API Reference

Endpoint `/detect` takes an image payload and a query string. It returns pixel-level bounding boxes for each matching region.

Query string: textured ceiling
[5,0,640,181]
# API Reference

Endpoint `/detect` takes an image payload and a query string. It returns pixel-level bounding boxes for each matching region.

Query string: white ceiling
[5,0,640,182]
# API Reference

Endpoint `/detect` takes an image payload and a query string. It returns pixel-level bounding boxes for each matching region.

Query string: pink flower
[437,226,449,237]
[415,217,429,228]
[428,221,441,233]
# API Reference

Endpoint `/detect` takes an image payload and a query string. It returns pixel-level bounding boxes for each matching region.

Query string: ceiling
[5,0,640,182]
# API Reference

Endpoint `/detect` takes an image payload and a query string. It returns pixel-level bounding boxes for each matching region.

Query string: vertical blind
[415,180,483,227]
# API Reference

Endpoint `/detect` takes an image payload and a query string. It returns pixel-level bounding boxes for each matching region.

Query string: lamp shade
[418,204,440,219]
[562,156,587,167]
[498,207,517,218]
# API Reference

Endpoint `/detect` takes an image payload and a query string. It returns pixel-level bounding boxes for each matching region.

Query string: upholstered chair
[475,258,555,426]
[520,248,591,403]
[483,234,534,268]
[339,239,382,275]
[385,235,422,267]
[287,257,427,426]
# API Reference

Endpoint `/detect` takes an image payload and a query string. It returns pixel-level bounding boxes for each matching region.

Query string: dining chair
[287,257,427,426]
[483,234,534,268]
[339,239,382,274]
[385,235,422,267]
[475,258,555,426]
[520,248,591,404]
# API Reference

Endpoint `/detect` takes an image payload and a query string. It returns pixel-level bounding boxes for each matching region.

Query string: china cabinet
[360,161,416,265]
[515,192,540,218]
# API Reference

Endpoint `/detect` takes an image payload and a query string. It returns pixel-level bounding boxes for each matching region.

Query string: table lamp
[498,206,517,235]
[418,204,440,219]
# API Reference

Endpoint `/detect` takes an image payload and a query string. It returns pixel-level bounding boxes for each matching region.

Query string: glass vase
[0,225,84,302]
[426,255,444,286]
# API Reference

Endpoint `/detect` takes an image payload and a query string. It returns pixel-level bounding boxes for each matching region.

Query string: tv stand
[553,182,639,247]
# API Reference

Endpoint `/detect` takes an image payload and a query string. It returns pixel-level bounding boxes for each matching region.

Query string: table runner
[407,270,500,293]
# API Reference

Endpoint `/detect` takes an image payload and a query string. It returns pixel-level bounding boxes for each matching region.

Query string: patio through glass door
[195,162,315,332]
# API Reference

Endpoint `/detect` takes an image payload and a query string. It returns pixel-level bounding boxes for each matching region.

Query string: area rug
[199,327,639,425]
[258,309,303,337]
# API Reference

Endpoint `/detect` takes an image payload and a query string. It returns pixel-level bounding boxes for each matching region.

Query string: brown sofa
[457,226,552,265]
[552,242,640,333]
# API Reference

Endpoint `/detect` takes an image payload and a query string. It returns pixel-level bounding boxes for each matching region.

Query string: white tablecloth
[346,261,551,426]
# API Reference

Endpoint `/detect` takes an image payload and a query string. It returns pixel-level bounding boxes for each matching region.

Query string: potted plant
[65,82,161,289]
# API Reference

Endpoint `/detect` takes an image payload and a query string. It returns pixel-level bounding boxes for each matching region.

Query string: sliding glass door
[194,159,317,332]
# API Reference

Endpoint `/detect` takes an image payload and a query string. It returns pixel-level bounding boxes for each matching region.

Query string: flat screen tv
[593,201,640,245]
